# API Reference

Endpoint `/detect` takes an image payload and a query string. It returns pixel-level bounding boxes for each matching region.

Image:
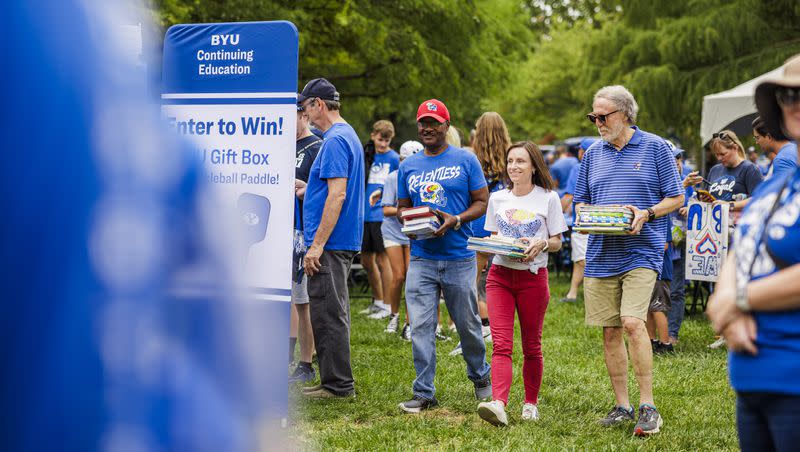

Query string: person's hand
[520,237,547,262]
[678,206,688,217]
[722,315,758,355]
[707,286,739,334]
[369,189,382,206]
[625,205,648,235]
[683,171,703,188]
[433,210,456,237]
[295,179,307,200]
[303,243,323,276]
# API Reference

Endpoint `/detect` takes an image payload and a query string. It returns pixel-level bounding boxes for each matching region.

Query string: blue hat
[673,148,685,159]
[297,78,340,103]
[579,137,598,151]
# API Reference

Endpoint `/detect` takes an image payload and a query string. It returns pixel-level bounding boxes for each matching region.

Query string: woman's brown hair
[504,141,555,191]
[474,112,511,178]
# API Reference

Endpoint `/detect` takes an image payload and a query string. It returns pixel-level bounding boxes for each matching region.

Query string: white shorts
[383,238,406,249]
[291,273,309,305]
[571,230,588,262]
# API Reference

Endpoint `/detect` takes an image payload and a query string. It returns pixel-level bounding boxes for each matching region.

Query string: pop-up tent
[701,65,784,146]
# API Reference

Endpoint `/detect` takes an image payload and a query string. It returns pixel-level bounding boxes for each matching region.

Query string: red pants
[486,265,549,405]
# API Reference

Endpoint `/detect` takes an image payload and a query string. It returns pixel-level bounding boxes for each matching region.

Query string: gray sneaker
[598,405,635,426]
[398,395,438,413]
[634,404,663,436]
[474,379,492,401]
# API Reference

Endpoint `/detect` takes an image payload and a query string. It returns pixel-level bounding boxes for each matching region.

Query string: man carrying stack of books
[395,99,492,413]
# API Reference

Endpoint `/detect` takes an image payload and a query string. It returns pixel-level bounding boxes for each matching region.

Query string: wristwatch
[735,285,751,312]
[646,207,656,222]
[453,215,462,230]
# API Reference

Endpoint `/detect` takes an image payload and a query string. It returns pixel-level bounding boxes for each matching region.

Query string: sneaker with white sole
[385,314,400,333]
[398,395,438,413]
[598,404,635,427]
[435,324,450,341]
[368,308,391,320]
[358,304,381,315]
[521,403,539,421]
[401,323,412,341]
[474,379,492,400]
[482,325,492,343]
[449,342,463,356]
[477,400,508,426]
[633,404,663,436]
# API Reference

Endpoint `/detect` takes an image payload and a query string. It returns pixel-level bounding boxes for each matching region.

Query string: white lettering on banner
[210,34,240,45]
[406,165,462,193]
[685,200,729,282]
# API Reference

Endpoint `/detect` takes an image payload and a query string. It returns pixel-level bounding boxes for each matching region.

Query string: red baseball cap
[416,99,450,122]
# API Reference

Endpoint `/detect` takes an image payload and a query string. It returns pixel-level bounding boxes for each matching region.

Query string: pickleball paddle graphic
[237,192,271,264]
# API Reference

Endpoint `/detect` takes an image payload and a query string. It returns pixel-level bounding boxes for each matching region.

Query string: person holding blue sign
[707,53,800,452]
[574,85,683,436]
[396,99,492,413]
[299,78,365,399]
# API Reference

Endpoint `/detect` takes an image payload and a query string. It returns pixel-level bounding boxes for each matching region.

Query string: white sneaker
[482,325,492,343]
[385,314,400,333]
[449,342,463,356]
[521,403,539,421]
[478,400,508,426]
[368,308,391,320]
[401,323,412,341]
[359,304,381,315]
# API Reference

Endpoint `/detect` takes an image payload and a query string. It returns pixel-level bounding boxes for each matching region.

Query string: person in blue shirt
[361,120,400,319]
[550,144,579,197]
[574,85,683,436]
[708,53,800,452]
[753,115,798,179]
[299,78,365,399]
[667,148,694,344]
[560,137,598,302]
[396,99,492,413]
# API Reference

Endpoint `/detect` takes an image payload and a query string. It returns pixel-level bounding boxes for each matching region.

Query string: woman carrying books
[477,141,567,426]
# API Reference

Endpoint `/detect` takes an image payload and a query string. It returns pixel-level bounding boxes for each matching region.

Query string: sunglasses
[776,87,800,108]
[712,131,732,141]
[586,110,619,124]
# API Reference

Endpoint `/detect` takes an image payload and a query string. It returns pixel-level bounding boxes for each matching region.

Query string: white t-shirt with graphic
[484,186,568,273]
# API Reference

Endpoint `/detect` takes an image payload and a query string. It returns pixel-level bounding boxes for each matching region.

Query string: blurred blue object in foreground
[1,2,287,451]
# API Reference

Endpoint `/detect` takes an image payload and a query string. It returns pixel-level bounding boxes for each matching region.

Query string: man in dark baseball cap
[297,77,340,104]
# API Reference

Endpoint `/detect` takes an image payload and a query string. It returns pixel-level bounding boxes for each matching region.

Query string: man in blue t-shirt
[551,146,579,197]
[753,115,798,179]
[395,99,492,413]
[299,78,365,398]
[574,86,683,436]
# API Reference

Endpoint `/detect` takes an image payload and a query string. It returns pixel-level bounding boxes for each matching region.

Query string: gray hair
[594,85,638,124]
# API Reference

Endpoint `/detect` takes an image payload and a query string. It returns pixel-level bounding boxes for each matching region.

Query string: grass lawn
[290,272,737,451]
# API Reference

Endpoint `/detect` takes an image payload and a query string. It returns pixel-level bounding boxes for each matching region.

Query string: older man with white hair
[573,85,684,436]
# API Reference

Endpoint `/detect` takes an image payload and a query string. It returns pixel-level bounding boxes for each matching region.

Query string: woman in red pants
[477,141,567,426]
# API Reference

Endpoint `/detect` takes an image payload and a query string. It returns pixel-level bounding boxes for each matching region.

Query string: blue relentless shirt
[551,155,579,196]
[365,150,400,222]
[303,122,365,250]
[380,170,408,245]
[573,127,683,277]
[771,141,798,179]
[397,145,487,260]
[730,169,800,395]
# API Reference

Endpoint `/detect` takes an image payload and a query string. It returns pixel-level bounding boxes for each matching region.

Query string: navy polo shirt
[574,127,682,277]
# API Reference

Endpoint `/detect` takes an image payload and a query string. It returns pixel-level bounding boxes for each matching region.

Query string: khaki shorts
[584,268,658,326]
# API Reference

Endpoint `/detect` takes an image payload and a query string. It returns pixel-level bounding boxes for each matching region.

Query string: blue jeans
[668,246,686,339]
[405,256,491,399]
[737,392,800,451]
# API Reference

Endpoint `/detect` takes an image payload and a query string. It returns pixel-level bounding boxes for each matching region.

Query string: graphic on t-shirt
[367,162,391,185]
[709,176,736,201]
[496,208,542,238]
[419,181,447,207]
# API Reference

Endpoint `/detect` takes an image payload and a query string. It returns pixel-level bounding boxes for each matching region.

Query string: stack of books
[467,236,529,259]
[574,205,633,234]
[400,206,442,240]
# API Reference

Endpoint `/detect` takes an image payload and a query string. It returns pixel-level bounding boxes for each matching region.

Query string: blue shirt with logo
[551,156,579,197]
[365,150,400,222]
[707,161,763,201]
[574,127,683,278]
[771,141,798,179]
[397,145,487,260]
[303,122,365,251]
[730,168,800,395]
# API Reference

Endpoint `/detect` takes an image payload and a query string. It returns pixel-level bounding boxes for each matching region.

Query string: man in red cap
[395,99,492,412]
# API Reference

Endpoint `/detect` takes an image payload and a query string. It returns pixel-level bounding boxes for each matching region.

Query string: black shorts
[361,221,385,253]
[648,280,672,313]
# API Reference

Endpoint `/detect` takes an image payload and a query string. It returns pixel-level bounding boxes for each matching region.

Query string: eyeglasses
[417,119,444,129]
[776,87,800,108]
[586,110,619,124]
[712,131,732,141]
